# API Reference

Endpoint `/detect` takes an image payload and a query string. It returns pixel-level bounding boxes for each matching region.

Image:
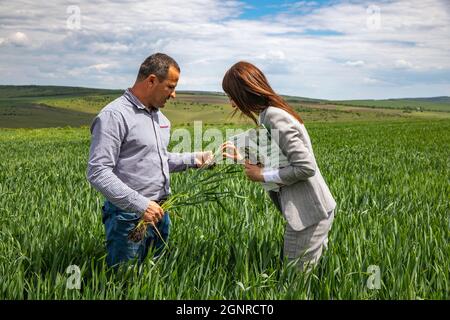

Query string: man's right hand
[142,201,164,225]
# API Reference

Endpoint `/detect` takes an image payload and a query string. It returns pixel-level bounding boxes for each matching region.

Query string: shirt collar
[124,88,157,112]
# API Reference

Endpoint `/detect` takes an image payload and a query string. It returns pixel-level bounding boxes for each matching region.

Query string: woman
[221,61,337,271]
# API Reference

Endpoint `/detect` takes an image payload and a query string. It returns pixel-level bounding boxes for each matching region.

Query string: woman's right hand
[243,160,264,182]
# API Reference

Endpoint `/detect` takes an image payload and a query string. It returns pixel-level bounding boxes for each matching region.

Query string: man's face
[148,66,179,108]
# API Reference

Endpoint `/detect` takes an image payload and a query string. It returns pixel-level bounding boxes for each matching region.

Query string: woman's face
[226,95,238,109]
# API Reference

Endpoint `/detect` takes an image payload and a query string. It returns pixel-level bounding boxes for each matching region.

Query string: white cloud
[88,63,112,72]
[345,60,365,67]
[363,77,382,85]
[0,0,449,99]
[395,59,414,69]
[257,50,286,61]
[8,32,30,46]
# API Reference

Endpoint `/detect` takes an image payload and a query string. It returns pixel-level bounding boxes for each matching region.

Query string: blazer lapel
[259,107,269,126]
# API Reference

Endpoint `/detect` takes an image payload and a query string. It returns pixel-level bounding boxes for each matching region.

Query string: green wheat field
[0,86,449,299]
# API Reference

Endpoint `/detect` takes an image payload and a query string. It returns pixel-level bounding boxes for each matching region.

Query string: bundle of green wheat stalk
[128,158,241,243]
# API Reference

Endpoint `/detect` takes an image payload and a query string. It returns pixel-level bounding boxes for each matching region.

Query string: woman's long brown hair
[222,61,303,125]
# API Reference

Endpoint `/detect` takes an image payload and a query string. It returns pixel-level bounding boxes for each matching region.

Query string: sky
[0,0,449,100]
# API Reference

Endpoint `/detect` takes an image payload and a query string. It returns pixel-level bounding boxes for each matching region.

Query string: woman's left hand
[244,160,264,182]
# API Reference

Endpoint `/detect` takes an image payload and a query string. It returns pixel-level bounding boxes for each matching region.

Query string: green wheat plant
[1,120,449,299]
[128,160,243,243]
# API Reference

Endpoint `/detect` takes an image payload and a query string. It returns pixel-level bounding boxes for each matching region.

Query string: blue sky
[239,0,345,36]
[238,0,335,19]
[0,0,449,99]
[239,0,310,19]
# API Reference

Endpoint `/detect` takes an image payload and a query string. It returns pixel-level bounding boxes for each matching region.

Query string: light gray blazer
[259,106,336,231]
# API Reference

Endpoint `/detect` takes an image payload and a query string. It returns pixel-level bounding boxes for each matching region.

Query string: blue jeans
[101,200,170,268]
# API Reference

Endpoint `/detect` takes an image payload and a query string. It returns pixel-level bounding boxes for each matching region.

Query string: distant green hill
[0,85,321,103]
[403,96,450,103]
[0,85,122,99]
[282,95,324,104]
[332,97,450,112]
[1,85,449,128]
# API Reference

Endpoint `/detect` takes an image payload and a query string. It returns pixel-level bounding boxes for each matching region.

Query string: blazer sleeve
[264,109,316,186]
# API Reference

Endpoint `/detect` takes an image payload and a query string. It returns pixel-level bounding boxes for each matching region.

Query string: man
[87,53,211,267]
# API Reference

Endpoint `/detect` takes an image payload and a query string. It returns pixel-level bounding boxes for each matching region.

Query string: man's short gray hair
[137,53,180,82]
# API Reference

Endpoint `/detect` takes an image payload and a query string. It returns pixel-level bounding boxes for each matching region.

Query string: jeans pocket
[113,212,142,239]
[116,211,141,224]
[102,203,110,224]
[102,201,118,223]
